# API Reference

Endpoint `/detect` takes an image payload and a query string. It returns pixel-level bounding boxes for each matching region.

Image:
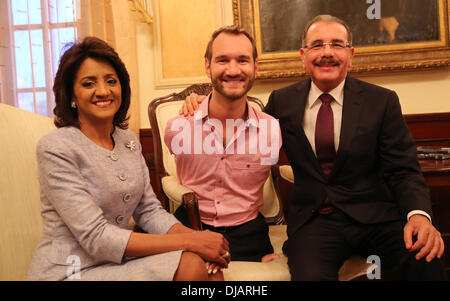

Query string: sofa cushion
[223,224,291,281]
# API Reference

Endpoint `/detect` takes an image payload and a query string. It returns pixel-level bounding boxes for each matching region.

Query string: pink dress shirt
[164,95,282,227]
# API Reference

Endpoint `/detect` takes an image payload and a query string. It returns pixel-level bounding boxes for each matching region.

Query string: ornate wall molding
[130,0,154,24]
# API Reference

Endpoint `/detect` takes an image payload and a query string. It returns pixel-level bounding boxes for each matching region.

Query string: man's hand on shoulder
[179,93,206,116]
[403,214,445,262]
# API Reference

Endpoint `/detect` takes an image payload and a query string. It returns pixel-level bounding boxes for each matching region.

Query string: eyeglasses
[304,41,351,51]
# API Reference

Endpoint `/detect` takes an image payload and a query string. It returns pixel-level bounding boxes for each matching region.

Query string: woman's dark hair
[53,36,131,129]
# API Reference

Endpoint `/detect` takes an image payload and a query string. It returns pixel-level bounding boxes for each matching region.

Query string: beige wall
[159,0,216,78]
[135,1,450,129]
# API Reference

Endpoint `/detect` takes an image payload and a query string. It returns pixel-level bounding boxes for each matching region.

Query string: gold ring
[221,251,230,259]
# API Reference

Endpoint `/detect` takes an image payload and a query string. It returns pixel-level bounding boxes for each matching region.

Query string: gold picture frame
[233,0,450,79]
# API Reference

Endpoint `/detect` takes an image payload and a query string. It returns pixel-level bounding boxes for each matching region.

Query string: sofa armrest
[161,175,193,206]
[161,176,202,230]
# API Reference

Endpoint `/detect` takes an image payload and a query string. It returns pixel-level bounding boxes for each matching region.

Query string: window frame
[1,0,78,117]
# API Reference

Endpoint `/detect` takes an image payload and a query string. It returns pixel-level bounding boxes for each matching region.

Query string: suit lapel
[331,77,364,176]
[292,80,309,138]
[290,79,324,173]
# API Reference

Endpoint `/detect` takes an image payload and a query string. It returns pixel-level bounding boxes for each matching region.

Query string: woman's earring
[71,101,77,108]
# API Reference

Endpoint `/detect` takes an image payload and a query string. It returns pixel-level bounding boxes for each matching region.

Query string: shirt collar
[246,101,259,128]
[194,93,211,121]
[195,93,260,128]
[307,79,345,109]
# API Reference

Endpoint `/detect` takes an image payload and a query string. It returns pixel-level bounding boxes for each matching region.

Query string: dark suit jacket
[265,76,432,238]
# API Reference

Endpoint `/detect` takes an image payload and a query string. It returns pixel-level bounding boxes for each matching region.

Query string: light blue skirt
[69,250,183,281]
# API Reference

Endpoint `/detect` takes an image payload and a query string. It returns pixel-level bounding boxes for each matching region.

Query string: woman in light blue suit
[27,37,229,281]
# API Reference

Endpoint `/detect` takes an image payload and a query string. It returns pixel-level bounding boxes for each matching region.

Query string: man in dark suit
[264,14,446,280]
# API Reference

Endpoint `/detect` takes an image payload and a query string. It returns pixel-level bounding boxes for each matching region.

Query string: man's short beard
[211,76,255,100]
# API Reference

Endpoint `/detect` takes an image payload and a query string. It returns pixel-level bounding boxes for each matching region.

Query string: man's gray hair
[301,15,353,48]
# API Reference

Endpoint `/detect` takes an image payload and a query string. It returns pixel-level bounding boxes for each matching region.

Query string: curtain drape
[77,0,141,135]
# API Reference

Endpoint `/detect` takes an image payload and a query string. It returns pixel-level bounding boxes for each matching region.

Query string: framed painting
[232,0,450,79]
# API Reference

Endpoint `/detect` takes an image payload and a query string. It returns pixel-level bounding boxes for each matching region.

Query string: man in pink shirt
[164,26,281,265]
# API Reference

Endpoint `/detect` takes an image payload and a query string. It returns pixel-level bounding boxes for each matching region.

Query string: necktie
[315,93,335,214]
[315,93,336,175]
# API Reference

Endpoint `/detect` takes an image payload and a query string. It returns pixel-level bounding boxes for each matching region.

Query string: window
[0,0,78,117]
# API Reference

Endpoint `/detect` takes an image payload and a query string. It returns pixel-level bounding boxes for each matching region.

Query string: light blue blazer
[27,127,180,280]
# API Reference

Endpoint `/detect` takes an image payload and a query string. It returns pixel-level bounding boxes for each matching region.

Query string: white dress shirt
[303,80,344,155]
[303,80,431,222]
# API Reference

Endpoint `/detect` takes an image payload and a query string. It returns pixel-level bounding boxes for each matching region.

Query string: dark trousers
[175,206,274,262]
[284,208,447,281]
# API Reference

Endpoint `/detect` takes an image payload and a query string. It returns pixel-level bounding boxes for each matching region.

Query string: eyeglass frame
[303,40,352,51]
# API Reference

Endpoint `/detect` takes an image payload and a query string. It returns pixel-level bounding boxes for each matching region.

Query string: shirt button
[110,152,119,161]
[115,215,124,224]
[119,173,127,181]
[217,180,222,184]
[123,193,132,203]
